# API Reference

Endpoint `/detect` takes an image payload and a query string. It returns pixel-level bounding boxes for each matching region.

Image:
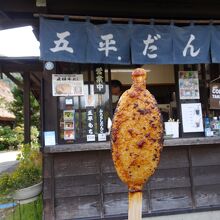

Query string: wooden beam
[3,72,23,90]
[1,62,43,72]
[23,72,31,144]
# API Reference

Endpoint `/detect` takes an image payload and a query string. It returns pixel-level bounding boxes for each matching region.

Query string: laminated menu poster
[181,103,204,133]
[179,71,200,100]
[52,74,84,96]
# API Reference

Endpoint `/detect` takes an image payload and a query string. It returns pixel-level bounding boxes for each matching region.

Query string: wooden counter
[43,136,220,153]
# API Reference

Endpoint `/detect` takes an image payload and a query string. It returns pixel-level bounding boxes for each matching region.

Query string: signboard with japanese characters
[40,18,220,64]
[86,107,95,142]
[97,106,106,141]
[94,66,106,94]
[52,74,84,96]
[210,83,220,109]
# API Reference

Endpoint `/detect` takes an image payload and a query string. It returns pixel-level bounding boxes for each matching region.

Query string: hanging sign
[86,107,95,142]
[97,106,106,141]
[94,66,106,94]
[52,74,84,96]
[179,71,200,100]
[210,83,220,109]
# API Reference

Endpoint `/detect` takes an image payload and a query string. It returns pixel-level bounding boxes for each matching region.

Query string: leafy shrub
[0,125,39,151]
[0,144,42,196]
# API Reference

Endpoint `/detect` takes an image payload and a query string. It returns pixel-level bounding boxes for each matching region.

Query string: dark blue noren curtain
[211,25,220,63]
[131,25,173,64]
[40,18,87,63]
[86,23,131,64]
[173,25,211,64]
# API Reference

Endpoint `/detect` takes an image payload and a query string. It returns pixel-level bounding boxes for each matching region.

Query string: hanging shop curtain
[173,25,211,64]
[86,23,131,64]
[40,18,220,64]
[131,25,173,64]
[40,18,87,63]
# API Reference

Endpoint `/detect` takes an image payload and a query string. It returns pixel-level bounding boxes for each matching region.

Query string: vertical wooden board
[43,71,58,132]
[43,154,52,178]
[158,148,189,169]
[149,168,191,190]
[101,151,116,173]
[151,187,192,211]
[55,196,100,220]
[191,146,220,166]
[44,199,55,220]
[54,152,100,177]
[43,178,52,200]
[192,165,220,186]
[103,173,127,194]
[195,184,220,207]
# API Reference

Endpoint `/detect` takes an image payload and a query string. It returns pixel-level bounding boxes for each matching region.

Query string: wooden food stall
[1,1,220,220]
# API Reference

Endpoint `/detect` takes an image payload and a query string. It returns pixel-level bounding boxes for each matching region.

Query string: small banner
[86,107,95,142]
[86,23,130,64]
[173,25,211,64]
[93,65,106,94]
[210,83,220,109]
[40,18,87,63]
[131,25,173,64]
[97,106,106,141]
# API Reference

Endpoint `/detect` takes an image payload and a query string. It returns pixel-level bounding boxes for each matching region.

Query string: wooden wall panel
[158,148,189,169]
[192,166,220,186]
[195,184,220,207]
[54,152,100,177]
[55,196,100,220]
[101,151,116,173]
[103,192,128,216]
[151,188,192,211]
[103,173,127,194]
[191,146,220,166]
[150,168,190,190]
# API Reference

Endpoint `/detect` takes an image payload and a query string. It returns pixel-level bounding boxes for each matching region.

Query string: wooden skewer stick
[128,191,143,220]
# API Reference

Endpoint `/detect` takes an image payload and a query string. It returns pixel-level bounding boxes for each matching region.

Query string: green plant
[0,144,42,197]
[0,125,39,151]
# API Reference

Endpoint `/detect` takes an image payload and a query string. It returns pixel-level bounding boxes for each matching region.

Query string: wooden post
[128,192,143,220]
[23,72,31,144]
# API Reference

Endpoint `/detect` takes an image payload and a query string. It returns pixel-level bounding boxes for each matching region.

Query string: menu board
[52,74,84,96]
[181,103,204,133]
[179,71,200,100]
